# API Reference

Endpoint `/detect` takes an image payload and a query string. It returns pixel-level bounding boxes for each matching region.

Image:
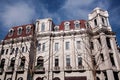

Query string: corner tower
[88,7,112,32]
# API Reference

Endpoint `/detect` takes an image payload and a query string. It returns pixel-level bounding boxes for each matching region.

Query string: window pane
[41,23,45,31]
[66,42,70,50]
[42,43,45,51]
[55,43,59,51]
[66,55,70,66]
[75,23,80,29]
[55,58,59,66]
[78,57,82,66]
[76,41,80,49]
[38,43,41,51]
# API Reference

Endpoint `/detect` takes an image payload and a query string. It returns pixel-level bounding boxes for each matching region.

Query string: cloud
[60,0,110,20]
[1,2,36,27]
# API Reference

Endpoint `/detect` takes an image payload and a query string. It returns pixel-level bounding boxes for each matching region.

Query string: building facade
[0,8,120,80]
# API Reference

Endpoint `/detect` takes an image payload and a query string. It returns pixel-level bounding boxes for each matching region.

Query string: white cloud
[1,2,36,27]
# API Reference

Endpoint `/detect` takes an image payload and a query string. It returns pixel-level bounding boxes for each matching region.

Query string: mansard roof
[4,24,35,40]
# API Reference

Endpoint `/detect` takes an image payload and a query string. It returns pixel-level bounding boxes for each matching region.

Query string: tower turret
[88,7,112,31]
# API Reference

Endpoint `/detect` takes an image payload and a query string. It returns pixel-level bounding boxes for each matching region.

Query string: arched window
[10,57,15,67]
[37,56,44,67]
[18,77,23,80]
[41,22,45,31]
[26,25,31,34]
[102,17,105,24]
[17,28,22,35]
[53,77,60,80]
[74,20,80,29]
[0,59,5,68]
[8,29,14,37]
[36,77,42,80]
[94,19,97,26]
[20,56,25,67]
[64,22,70,30]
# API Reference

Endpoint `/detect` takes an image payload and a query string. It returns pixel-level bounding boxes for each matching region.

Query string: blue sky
[0,0,120,45]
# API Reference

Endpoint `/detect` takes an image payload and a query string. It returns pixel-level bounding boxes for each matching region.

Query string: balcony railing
[16,66,24,73]
[53,66,60,73]
[34,65,45,73]
[6,66,14,73]
[65,66,72,72]
[78,66,85,72]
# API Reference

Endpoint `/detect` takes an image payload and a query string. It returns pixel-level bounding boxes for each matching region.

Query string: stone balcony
[6,66,14,73]
[34,66,45,74]
[65,66,72,72]
[53,66,60,73]
[16,66,24,73]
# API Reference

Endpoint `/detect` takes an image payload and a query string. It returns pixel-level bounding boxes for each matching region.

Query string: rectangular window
[65,42,70,50]
[76,41,80,49]
[78,56,82,66]
[109,53,115,66]
[66,55,70,66]
[42,43,45,51]
[55,43,59,51]
[55,58,59,67]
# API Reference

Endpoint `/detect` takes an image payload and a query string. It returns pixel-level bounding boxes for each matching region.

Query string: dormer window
[8,29,14,37]
[74,20,80,29]
[17,27,22,35]
[41,22,45,31]
[64,22,70,30]
[26,25,31,34]
[54,26,59,31]
[94,19,97,26]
